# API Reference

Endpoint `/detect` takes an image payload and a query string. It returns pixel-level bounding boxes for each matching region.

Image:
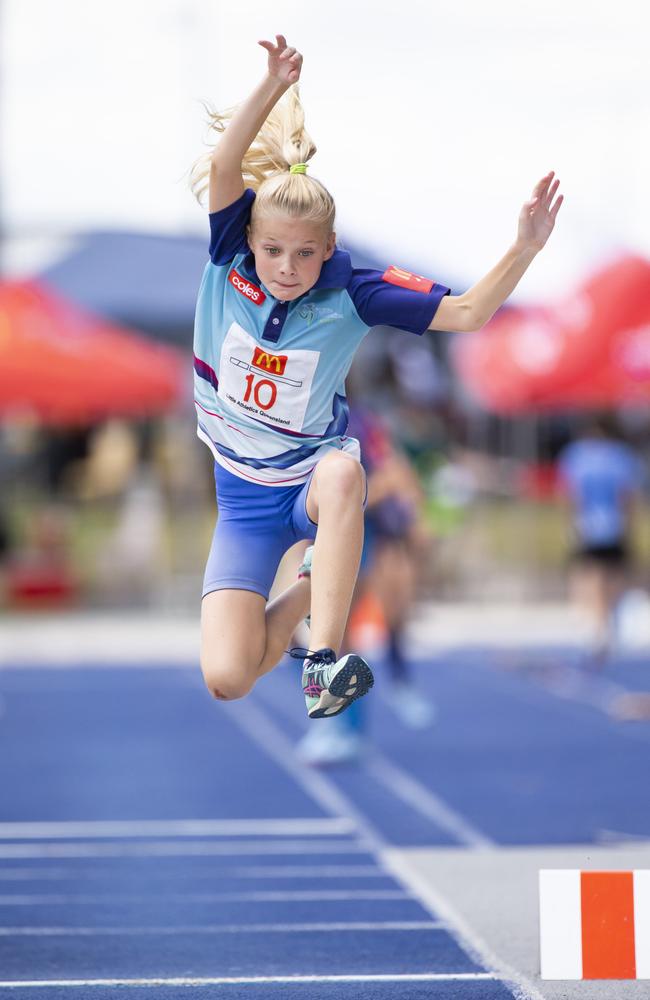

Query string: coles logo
[252,347,288,376]
[229,269,266,306]
[382,265,434,294]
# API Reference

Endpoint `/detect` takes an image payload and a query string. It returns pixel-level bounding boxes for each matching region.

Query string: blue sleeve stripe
[208,188,256,265]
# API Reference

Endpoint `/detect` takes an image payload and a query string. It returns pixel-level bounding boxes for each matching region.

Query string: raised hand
[258,34,303,85]
[516,172,563,252]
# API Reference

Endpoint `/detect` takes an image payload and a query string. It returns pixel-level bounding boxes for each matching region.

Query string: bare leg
[592,566,613,651]
[201,453,365,701]
[604,565,626,639]
[201,572,314,696]
[372,539,416,632]
[200,589,267,700]
[304,452,365,655]
[570,562,603,649]
[259,576,311,672]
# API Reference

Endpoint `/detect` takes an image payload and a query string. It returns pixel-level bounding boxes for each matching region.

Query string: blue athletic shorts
[203,462,367,600]
[202,461,366,601]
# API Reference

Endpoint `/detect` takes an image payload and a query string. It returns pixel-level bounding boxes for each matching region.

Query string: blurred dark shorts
[571,542,629,568]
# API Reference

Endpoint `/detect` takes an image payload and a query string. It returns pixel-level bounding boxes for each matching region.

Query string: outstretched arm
[209,34,303,213]
[428,172,563,332]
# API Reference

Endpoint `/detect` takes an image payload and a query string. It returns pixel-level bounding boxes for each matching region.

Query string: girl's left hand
[515,172,563,252]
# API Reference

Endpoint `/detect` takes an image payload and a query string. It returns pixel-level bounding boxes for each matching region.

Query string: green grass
[5,489,648,607]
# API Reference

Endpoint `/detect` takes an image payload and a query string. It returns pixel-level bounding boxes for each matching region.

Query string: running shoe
[289,646,374,719]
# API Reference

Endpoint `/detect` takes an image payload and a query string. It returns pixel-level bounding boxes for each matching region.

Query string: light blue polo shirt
[193,187,450,485]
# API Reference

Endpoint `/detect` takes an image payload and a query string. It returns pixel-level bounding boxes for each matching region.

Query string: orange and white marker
[539,870,650,979]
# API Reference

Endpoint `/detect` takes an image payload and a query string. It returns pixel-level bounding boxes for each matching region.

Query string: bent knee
[200,657,256,702]
[317,453,365,499]
[205,676,253,702]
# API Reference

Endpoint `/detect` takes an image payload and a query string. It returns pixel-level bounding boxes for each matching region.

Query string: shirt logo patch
[252,347,288,376]
[382,265,434,294]
[298,304,345,325]
[229,269,266,305]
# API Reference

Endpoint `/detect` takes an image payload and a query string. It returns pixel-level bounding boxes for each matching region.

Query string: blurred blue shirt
[558,438,643,546]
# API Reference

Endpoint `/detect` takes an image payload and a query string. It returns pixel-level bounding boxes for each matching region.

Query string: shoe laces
[289,647,337,695]
[287,647,337,666]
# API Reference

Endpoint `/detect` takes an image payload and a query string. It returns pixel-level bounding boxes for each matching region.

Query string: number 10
[243,373,277,411]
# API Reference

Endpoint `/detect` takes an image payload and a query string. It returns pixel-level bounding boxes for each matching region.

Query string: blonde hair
[190,85,336,234]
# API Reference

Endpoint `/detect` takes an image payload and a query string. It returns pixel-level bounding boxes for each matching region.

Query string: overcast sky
[2,0,648,302]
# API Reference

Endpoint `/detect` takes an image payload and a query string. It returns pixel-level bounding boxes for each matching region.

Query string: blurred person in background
[297,402,437,765]
[0,490,12,605]
[3,504,79,610]
[557,413,645,664]
[83,421,169,607]
[1,425,87,609]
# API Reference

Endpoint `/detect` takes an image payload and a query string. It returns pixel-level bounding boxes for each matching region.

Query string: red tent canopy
[454,255,650,413]
[0,279,186,424]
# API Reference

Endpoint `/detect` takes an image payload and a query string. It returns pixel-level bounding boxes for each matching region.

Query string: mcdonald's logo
[382,265,434,294]
[252,347,288,376]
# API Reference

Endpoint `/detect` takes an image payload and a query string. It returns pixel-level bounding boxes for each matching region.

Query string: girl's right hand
[258,34,303,84]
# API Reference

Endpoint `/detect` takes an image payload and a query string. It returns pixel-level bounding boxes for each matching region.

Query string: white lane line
[0,889,408,905]
[521,660,631,715]
[0,973,499,987]
[0,818,353,840]
[0,920,443,936]
[0,840,368,860]
[198,863,384,878]
[0,870,75,881]
[365,751,494,849]
[235,700,385,851]
[483,657,650,744]
[383,849,546,1000]
[597,829,650,845]
[252,677,495,849]
[0,865,386,881]
[240,697,536,1000]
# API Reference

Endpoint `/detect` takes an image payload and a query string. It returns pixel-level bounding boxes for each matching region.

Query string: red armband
[382,265,434,294]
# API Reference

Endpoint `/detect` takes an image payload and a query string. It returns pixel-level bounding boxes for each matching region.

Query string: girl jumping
[190,33,563,720]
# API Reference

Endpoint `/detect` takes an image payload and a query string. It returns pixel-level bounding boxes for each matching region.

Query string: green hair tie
[289,163,308,175]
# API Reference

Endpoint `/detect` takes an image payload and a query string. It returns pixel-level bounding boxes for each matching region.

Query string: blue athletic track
[0,642,648,997]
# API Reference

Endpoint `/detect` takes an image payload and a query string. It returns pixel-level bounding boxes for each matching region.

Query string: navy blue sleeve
[348,267,451,335]
[208,188,256,265]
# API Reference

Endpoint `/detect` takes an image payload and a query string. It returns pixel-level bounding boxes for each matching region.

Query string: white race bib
[218,323,319,433]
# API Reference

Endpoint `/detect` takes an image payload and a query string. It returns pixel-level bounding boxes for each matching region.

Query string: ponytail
[190,85,335,233]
